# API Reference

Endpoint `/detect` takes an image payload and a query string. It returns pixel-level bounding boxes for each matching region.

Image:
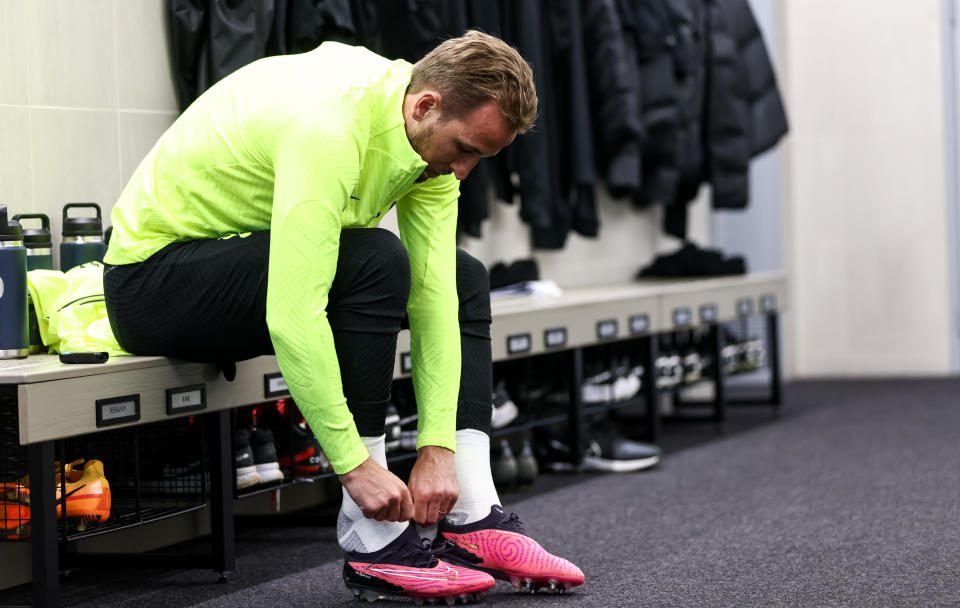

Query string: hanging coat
[581,0,643,200]
[706,0,788,210]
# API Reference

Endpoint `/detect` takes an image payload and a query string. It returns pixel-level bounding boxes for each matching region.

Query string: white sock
[447,429,501,525]
[337,435,407,553]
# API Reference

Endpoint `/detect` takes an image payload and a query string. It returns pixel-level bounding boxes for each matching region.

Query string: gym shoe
[260,399,329,475]
[491,380,520,429]
[434,505,584,593]
[58,459,111,531]
[580,417,661,473]
[272,421,329,476]
[2,458,86,505]
[535,415,661,473]
[235,428,261,490]
[385,404,402,452]
[1,502,30,540]
[343,523,494,604]
[249,427,285,486]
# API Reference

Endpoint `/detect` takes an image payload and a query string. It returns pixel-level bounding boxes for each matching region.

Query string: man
[103,31,584,602]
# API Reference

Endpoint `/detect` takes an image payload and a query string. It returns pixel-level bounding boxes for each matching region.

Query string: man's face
[409,99,516,182]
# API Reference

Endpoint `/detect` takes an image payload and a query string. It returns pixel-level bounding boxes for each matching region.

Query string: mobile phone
[59,352,110,364]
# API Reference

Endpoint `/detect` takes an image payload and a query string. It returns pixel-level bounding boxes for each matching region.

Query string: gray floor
[4,378,960,607]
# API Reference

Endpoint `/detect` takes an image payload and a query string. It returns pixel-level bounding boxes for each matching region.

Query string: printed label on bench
[596,319,618,339]
[737,297,754,317]
[629,314,650,335]
[700,304,718,323]
[166,384,206,415]
[760,294,777,313]
[264,373,289,398]
[507,333,532,354]
[400,352,412,374]
[673,307,692,327]
[96,395,140,427]
[544,327,567,348]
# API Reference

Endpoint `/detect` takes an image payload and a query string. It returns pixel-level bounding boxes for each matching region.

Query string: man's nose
[451,157,480,181]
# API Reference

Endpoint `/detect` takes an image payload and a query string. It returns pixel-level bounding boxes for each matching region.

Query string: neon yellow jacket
[106,42,461,474]
[28,262,129,356]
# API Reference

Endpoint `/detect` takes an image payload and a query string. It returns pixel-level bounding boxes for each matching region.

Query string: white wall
[0,0,178,269]
[780,1,954,376]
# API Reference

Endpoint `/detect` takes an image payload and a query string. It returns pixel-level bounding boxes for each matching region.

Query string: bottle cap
[62,202,103,238]
[12,213,51,247]
[0,205,24,241]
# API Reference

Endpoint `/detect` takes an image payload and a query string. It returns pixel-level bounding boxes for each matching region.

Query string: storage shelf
[64,502,206,542]
[491,413,570,437]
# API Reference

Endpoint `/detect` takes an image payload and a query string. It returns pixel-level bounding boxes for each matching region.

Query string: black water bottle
[60,203,106,271]
[0,205,28,359]
[12,213,52,354]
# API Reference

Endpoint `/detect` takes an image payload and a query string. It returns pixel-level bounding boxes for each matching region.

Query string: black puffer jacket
[581,0,643,199]
[706,0,788,209]
[660,0,788,237]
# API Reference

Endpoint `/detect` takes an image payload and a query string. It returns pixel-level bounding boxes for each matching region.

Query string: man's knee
[456,249,491,323]
[333,228,410,313]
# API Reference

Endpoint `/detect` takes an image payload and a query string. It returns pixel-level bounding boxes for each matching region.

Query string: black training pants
[103,228,493,436]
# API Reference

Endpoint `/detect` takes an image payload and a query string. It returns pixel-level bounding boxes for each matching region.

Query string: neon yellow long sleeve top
[105,42,461,474]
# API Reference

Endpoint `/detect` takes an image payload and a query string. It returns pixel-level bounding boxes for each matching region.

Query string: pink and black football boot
[433,505,585,594]
[343,523,494,604]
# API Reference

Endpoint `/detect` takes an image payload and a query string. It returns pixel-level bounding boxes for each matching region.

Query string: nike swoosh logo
[369,563,458,581]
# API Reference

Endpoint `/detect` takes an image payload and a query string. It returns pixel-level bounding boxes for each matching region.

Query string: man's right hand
[338,457,414,522]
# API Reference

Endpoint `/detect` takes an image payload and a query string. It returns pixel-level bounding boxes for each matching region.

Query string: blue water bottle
[13,213,52,354]
[60,202,106,271]
[0,205,29,359]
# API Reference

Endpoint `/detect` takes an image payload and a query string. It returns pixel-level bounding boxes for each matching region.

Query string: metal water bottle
[12,213,53,271]
[12,213,52,354]
[60,202,106,271]
[0,205,28,359]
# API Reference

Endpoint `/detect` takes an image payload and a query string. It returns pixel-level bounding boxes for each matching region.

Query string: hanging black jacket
[168,0,281,111]
[662,0,788,238]
[580,0,643,199]
[706,0,788,209]
[504,0,597,249]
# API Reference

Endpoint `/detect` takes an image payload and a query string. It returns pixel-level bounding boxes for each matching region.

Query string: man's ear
[412,90,442,120]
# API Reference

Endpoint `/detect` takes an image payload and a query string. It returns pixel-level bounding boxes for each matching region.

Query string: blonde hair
[410,30,538,134]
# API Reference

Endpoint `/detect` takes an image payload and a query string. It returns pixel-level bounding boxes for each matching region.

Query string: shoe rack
[0,271,786,606]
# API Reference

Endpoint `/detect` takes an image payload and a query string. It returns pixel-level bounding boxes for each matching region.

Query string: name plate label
[597,319,618,340]
[400,352,412,374]
[700,304,718,323]
[737,297,754,317]
[507,333,532,355]
[629,314,650,335]
[166,384,206,415]
[544,327,567,348]
[673,307,692,327]
[96,395,140,427]
[264,373,289,398]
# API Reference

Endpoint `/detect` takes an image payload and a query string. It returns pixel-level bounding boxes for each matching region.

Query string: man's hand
[338,457,414,522]
[408,445,458,526]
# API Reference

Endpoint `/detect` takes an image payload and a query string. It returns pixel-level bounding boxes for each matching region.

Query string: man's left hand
[408,445,458,526]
